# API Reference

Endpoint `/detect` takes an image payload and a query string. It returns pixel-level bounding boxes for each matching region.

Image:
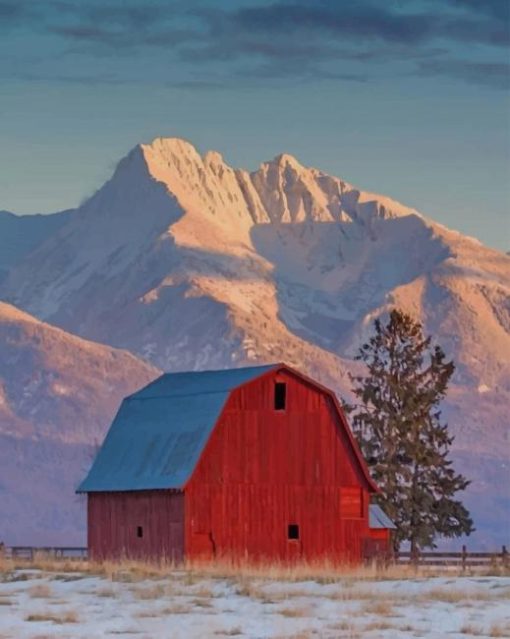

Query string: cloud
[176,1,509,86]
[0,0,34,29]
[229,3,435,45]
[417,59,510,91]
[443,0,510,22]
[1,0,508,89]
[225,1,508,48]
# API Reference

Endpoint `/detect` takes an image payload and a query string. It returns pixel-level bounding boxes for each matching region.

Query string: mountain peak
[140,138,202,162]
[140,138,304,174]
[204,150,225,166]
[142,136,199,156]
[271,152,303,170]
[102,136,421,231]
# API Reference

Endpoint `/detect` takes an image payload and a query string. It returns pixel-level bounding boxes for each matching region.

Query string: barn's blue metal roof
[131,365,277,400]
[369,504,396,529]
[77,364,276,493]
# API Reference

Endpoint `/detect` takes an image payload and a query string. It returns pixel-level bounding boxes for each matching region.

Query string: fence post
[461,545,467,573]
[502,545,509,570]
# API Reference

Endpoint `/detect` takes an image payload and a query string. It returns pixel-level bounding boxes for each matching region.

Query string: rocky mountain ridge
[1,137,508,546]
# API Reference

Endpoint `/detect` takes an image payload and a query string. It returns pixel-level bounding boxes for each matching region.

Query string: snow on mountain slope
[1,137,509,546]
[0,302,160,544]
[0,138,439,366]
[0,209,72,284]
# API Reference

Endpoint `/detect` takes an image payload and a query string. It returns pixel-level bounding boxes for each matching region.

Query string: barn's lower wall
[87,491,184,562]
[185,484,370,563]
[368,529,390,542]
[364,529,392,560]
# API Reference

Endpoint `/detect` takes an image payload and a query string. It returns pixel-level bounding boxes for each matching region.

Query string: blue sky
[1,0,509,250]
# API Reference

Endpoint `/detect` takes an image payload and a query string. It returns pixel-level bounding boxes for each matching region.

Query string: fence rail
[1,545,508,569]
[396,545,509,569]
[3,547,88,561]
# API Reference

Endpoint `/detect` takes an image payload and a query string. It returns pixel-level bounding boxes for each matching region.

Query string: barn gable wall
[185,369,371,562]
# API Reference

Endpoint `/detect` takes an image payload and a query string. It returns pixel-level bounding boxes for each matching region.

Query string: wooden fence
[3,547,88,561]
[396,545,509,570]
[1,545,508,570]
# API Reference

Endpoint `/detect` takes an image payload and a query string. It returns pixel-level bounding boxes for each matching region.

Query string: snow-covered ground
[0,567,508,638]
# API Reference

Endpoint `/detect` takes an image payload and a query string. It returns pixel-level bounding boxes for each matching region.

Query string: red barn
[78,363,393,563]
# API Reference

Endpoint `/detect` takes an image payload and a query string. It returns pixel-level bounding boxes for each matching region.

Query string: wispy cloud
[417,59,510,90]
[1,0,508,89]
[443,0,510,22]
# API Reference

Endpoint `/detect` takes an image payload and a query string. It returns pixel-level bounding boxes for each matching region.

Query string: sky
[1,0,509,250]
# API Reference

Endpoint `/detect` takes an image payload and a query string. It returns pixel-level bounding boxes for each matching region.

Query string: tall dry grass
[1,551,508,584]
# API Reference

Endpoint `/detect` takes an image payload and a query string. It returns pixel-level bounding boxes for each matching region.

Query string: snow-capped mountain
[1,137,509,546]
[0,302,159,544]
[0,209,71,283]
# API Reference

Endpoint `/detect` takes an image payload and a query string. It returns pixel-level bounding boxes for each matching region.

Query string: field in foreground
[0,562,509,638]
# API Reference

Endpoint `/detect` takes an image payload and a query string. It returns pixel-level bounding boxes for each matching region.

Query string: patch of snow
[0,571,508,639]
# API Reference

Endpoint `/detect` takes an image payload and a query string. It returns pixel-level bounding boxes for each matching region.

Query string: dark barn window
[274,382,287,410]
[137,526,143,538]
[288,524,299,540]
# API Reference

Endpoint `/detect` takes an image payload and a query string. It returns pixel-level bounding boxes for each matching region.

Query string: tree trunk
[410,538,420,568]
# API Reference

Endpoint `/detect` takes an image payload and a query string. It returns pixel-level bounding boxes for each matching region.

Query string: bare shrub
[327,586,388,602]
[363,620,397,631]
[96,586,116,597]
[460,623,484,636]
[278,605,312,618]
[161,602,192,614]
[423,588,490,604]
[192,584,215,598]
[29,583,52,598]
[215,628,243,636]
[25,610,78,624]
[489,622,510,638]
[325,622,361,639]
[131,583,168,599]
[191,597,213,608]
[360,600,396,616]
[234,579,261,599]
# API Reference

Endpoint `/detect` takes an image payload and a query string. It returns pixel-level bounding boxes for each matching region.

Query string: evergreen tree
[346,309,474,554]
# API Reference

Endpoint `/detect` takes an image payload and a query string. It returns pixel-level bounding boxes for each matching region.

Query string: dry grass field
[0,556,508,638]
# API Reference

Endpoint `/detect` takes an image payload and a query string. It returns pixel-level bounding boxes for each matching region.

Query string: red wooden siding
[365,528,393,561]
[340,487,364,519]
[185,369,372,563]
[88,491,184,561]
[368,529,390,541]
